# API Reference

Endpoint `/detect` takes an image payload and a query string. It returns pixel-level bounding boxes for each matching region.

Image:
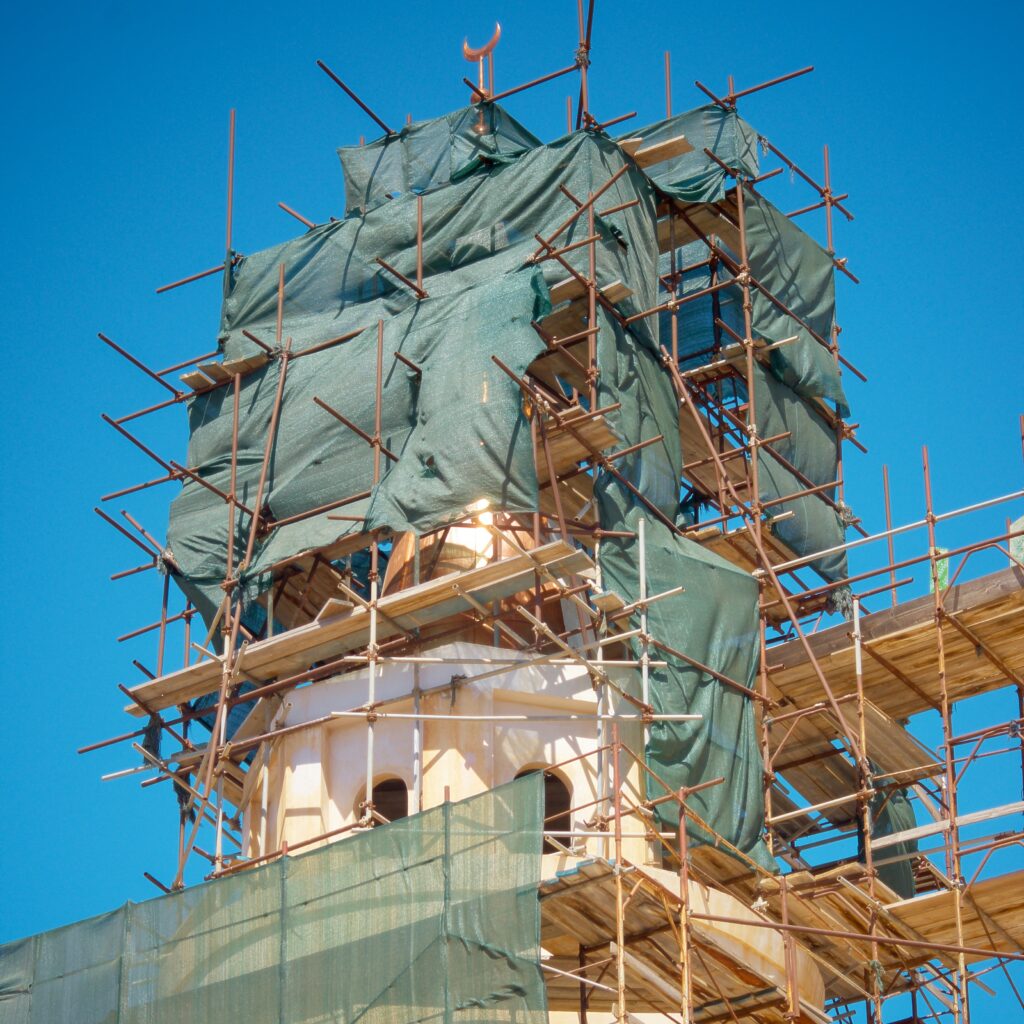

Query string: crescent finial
[462,22,501,62]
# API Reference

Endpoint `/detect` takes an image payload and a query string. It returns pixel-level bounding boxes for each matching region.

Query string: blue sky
[1,0,1020,1015]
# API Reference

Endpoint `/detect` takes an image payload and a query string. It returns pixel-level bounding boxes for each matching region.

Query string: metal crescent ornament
[462,22,501,62]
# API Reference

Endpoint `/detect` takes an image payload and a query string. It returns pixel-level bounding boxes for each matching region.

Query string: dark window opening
[371,778,409,823]
[516,769,571,854]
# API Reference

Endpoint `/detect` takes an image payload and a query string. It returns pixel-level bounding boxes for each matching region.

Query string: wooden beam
[124,540,593,715]
[871,800,1024,850]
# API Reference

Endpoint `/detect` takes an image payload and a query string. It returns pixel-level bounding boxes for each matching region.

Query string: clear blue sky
[1,0,1020,1015]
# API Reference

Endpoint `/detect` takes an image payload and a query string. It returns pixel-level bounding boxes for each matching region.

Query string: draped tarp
[173,127,658,626]
[339,104,542,216]
[220,125,652,364]
[170,270,550,623]
[743,192,848,416]
[597,500,774,871]
[656,212,850,581]
[858,772,919,900]
[589,293,771,869]
[619,105,760,203]
[0,778,547,1024]
[753,364,848,582]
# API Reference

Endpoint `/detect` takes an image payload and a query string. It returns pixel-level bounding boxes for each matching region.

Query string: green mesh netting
[658,225,849,581]
[339,105,542,217]
[743,192,848,416]
[173,122,658,626]
[859,779,920,900]
[596,497,774,871]
[0,777,546,1024]
[752,364,848,582]
[218,123,652,365]
[170,270,551,622]
[619,105,760,203]
[156,99,857,877]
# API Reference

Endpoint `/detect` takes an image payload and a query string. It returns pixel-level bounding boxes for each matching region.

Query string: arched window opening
[370,778,409,824]
[516,769,571,854]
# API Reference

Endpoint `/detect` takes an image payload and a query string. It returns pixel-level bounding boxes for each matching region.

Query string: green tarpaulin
[743,192,848,416]
[752,364,848,582]
[597,496,773,871]
[619,105,760,203]
[160,98,859,872]
[0,777,546,1024]
[340,105,542,217]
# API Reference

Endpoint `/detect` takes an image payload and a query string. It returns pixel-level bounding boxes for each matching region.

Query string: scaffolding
[68,9,1024,1024]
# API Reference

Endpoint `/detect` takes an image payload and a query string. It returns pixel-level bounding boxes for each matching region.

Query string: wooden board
[688,524,833,628]
[529,280,633,393]
[591,590,626,614]
[760,693,942,834]
[539,408,619,478]
[197,361,233,383]
[678,409,751,504]
[658,193,741,256]
[771,743,861,832]
[870,800,1024,852]
[315,597,354,621]
[754,863,931,1001]
[540,471,596,525]
[548,276,631,307]
[124,540,594,715]
[538,280,633,351]
[222,352,270,375]
[886,869,1024,962]
[678,336,791,388]
[528,347,587,393]
[766,567,1024,722]
[860,700,943,785]
[540,856,825,1022]
[179,369,214,390]
[624,134,694,169]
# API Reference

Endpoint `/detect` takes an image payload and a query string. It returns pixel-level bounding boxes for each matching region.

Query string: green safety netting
[619,105,760,203]
[176,122,659,624]
[171,269,551,623]
[658,240,745,372]
[743,192,848,416]
[219,118,652,364]
[656,196,846,419]
[159,98,858,876]
[859,776,920,900]
[596,498,774,871]
[339,105,542,217]
[752,364,848,582]
[631,107,845,415]
[0,777,546,1024]
[658,223,849,581]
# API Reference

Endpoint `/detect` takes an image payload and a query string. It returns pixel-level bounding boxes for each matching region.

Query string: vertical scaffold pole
[157,573,169,676]
[587,196,599,410]
[225,108,236,269]
[638,517,650,778]
[576,0,590,125]
[416,195,424,294]
[664,51,672,119]
[611,722,627,1024]
[677,787,693,1024]
[595,534,609,860]
[883,464,897,607]
[854,595,883,1023]
[924,445,970,1024]
[365,319,385,820]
